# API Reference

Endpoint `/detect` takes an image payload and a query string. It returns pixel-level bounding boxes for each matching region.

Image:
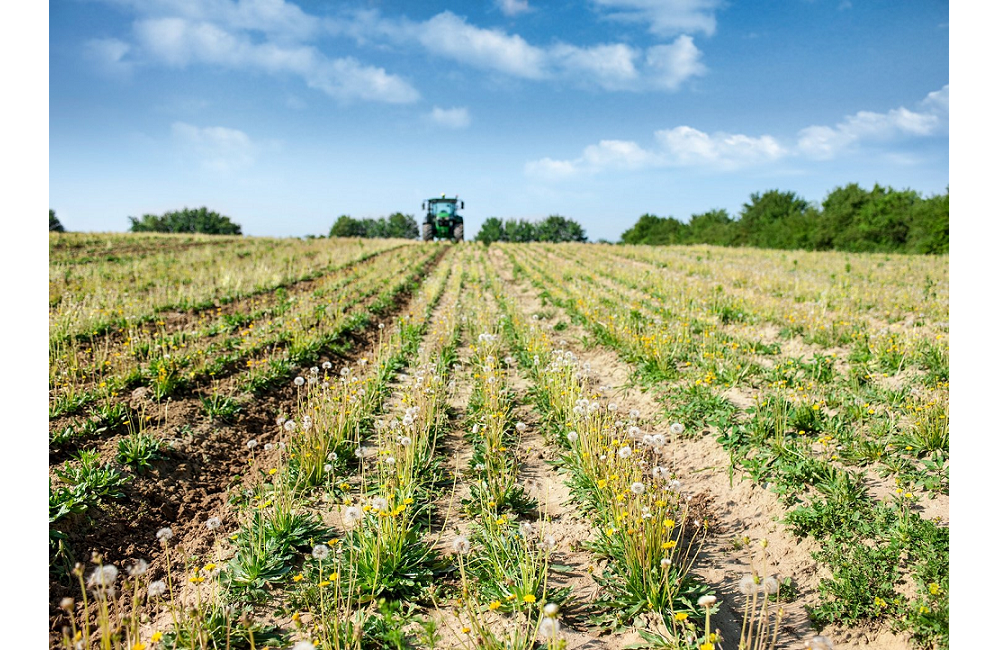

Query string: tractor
[422,195,464,242]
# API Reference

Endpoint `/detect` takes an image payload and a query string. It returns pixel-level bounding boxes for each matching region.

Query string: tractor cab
[421,195,465,242]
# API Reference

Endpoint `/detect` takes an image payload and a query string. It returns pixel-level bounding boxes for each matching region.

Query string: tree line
[621,184,948,254]
[328,214,419,239]
[474,215,587,244]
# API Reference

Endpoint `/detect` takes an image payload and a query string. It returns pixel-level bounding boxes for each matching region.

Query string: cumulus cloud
[797,84,948,159]
[340,10,705,92]
[644,36,706,90]
[655,127,786,168]
[413,11,548,79]
[102,0,320,42]
[95,2,708,98]
[526,86,948,179]
[497,0,532,17]
[591,0,723,37]
[133,17,419,103]
[426,106,471,129]
[172,122,256,172]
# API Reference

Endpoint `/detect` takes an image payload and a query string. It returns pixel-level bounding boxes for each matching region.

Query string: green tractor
[422,195,464,242]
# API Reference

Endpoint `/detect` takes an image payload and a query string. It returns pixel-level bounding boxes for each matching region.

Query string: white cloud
[526,86,948,179]
[134,17,419,103]
[797,84,948,159]
[415,11,548,79]
[102,0,320,42]
[341,10,705,92]
[551,43,639,90]
[655,127,786,168]
[84,38,135,78]
[644,36,706,90]
[172,122,256,172]
[590,0,722,37]
[582,139,662,169]
[426,106,471,129]
[524,157,579,181]
[497,0,532,17]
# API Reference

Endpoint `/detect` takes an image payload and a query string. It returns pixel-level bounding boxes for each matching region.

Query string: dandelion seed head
[206,516,221,531]
[312,545,330,560]
[698,595,717,608]
[344,506,363,525]
[452,536,471,555]
[147,580,167,597]
[618,445,633,459]
[538,617,561,639]
[738,574,757,595]
[246,439,258,449]
[156,527,173,542]
[293,376,305,387]
[630,481,646,495]
[128,559,149,577]
[566,431,578,443]
[670,422,685,435]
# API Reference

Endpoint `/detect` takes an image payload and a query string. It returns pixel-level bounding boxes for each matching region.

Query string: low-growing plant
[201,392,243,422]
[116,431,165,472]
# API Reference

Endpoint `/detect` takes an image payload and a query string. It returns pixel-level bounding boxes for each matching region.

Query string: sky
[48,0,950,241]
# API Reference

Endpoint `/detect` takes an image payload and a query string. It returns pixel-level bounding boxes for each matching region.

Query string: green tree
[815,183,871,250]
[385,213,419,239]
[536,215,587,242]
[129,207,241,235]
[737,190,810,249]
[329,215,367,238]
[620,214,687,245]
[906,190,949,254]
[49,209,65,233]
[503,219,537,243]
[475,217,505,244]
[687,209,735,245]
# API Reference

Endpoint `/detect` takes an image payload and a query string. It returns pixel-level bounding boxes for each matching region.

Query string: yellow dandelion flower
[524,594,537,603]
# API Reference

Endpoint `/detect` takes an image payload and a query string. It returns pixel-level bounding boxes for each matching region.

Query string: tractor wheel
[422,223,434,242]
[453,223,464,242]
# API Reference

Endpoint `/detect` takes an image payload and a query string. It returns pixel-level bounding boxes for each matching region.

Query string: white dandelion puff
[127,559,148,577]
[538,617,561,639]
[156,527,173,542]
[312,545,330,560]
[452,536,471,555]
[344,506,363,526]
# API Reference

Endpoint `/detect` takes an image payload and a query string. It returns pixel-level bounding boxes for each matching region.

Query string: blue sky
[48,0,949,241]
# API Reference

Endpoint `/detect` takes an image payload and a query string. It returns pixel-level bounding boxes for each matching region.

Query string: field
[48,233,949,650]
